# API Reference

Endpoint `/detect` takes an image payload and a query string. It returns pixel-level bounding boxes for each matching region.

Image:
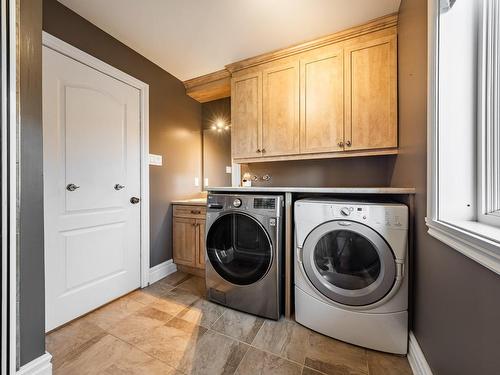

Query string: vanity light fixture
[210,118,231,132]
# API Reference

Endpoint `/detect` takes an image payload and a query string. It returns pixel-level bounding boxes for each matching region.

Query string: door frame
[2,0,18,372]
[42,32,151,288]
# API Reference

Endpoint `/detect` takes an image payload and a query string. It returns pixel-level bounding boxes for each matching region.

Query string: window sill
[426,218,500,275]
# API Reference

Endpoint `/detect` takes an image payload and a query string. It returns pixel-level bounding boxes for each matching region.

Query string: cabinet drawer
[173,204,206,219]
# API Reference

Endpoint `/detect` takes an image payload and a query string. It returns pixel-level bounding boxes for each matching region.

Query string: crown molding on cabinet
[225,13,398,73]
[183,69,231,103]
[183,13,398,103]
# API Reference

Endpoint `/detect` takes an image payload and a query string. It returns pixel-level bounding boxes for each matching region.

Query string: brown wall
[43,0,203,266]
[202,98,232,188]
[242,156,395,187]
[204,96,394,187]
[19,0,46,366]
[393,1,500,374]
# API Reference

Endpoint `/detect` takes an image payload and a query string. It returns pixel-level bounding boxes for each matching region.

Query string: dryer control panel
[330,203,406,229]
[295,199,408,231]
[333,205,370,221]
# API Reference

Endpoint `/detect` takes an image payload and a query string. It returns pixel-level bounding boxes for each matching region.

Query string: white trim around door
[41,31,151,289]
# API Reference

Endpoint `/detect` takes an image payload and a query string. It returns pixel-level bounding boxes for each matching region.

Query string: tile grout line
[208,306,227,329]
[231,343,250,375]
[248,318,265,346]
[207,326,308,369]
[106,330,189,375]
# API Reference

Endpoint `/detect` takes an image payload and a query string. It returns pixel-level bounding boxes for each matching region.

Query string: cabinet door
[262,61,300,157]
[345,34,397,151]
[195,219,206,269]
[173,217,196,267]
[231,72,262,159]
[300,47,344,153]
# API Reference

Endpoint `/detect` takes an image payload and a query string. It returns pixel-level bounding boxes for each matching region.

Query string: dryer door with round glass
[206,212,273,285]
[302,220,396,306]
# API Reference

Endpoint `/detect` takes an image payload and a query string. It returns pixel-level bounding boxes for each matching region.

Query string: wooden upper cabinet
[300,47,344,154]
[231,72,262,159]
[228,15,398,162]
[344,34,397,151]
[262,62,299,157]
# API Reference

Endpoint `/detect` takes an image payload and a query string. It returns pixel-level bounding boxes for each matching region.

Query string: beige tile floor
[47,272,412,375]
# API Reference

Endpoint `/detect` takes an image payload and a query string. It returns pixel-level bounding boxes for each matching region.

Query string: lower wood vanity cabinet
[172,204,206,272]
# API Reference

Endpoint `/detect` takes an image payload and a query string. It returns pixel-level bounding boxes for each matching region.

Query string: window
[428,0,500,274]
[478,0,500,227]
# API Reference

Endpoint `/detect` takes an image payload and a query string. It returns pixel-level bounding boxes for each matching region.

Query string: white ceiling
[57,0,401,81]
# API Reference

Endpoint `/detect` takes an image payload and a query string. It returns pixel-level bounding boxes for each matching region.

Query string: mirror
[202,98,232,189]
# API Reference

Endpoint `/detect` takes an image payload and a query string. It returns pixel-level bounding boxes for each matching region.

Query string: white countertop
[171,198,207,206]
[206,186,415,194]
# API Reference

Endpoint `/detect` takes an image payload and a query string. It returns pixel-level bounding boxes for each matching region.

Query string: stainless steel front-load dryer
[205,193,283,320]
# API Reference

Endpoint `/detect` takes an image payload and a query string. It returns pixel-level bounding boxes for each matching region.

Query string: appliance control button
[340,207,350,216]
[233,198,242,208]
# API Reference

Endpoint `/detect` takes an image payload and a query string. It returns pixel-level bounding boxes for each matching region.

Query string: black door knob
[130,197,140,204]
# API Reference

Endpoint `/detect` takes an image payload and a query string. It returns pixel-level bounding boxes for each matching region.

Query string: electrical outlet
[194,177,199,187]
[225,166,232,174]
[149,154,163,166]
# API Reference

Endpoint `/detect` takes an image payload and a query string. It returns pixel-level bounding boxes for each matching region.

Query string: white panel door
[43,46,141,331]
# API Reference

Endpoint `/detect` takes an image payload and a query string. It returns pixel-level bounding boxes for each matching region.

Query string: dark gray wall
[18,0,46,366]
[202,98,232,188]
[43,0,203,266]
[205,96,395,187]
[392,1,500,374]
[242,156,395,187]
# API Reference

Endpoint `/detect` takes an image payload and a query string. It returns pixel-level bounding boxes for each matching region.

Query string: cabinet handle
[190,210,201,214]
[346,140,352,147]
[337,141,344,147]
[66,183,80,191]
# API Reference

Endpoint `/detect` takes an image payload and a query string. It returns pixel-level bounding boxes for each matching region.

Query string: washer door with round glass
[206,213,273,286]
[302,220,396,306]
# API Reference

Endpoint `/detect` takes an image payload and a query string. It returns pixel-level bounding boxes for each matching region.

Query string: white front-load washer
[294,199,409,354]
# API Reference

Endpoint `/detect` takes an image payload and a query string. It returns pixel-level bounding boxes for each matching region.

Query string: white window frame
[427,0,500,275]
[478,0,500,227]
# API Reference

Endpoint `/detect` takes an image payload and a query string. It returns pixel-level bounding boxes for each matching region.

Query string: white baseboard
[149,259,177,284]
[408,331,433,375]
[17,353,52,375]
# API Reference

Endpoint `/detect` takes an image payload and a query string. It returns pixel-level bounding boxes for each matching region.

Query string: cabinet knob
[261,148,266,153]
[337,141,344,147]
[346,140,352,147]
[256,149,261,153]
